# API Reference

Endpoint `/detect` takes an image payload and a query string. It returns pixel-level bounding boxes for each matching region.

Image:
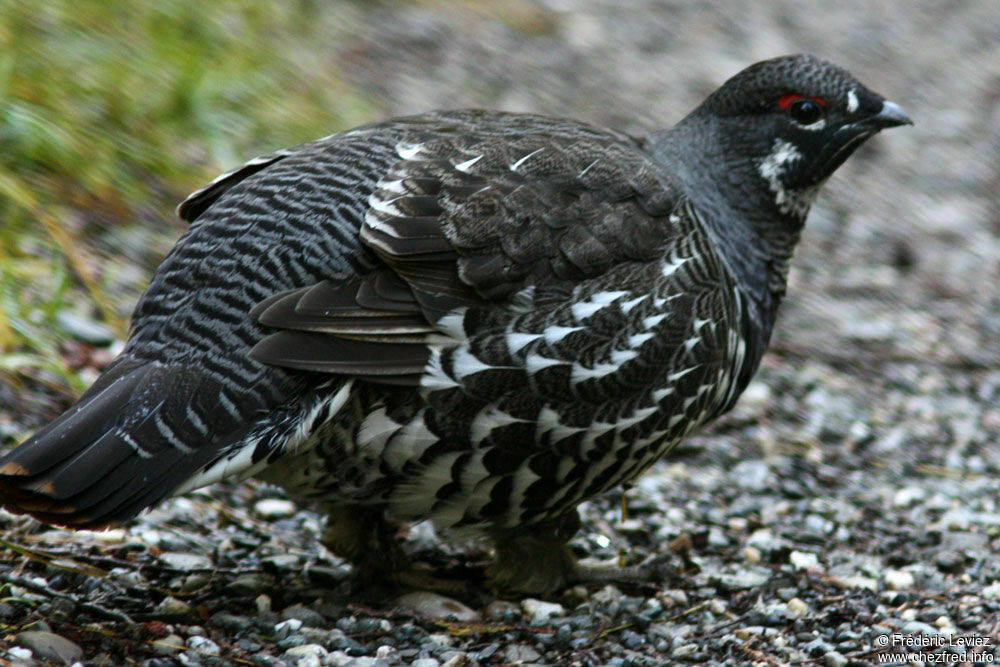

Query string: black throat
[644,116,809,375]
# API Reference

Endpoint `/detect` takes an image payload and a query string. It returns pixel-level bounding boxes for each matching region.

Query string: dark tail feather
[12,448,198,529]
[0,360,225,529]
[2,362,152,479]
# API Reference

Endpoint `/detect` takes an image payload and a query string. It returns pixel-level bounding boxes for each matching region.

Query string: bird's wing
[249,126,688,386]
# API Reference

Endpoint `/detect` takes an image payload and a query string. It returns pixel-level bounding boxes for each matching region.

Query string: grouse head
[648,54,911,350]
[673,53,912,224]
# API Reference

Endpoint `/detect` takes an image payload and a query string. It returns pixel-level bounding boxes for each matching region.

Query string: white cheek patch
[759,139,802,186]
[846,88,859,113]
[758,138,818,218]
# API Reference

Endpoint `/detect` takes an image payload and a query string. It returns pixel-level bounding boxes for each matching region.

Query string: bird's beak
[870,100,913,128]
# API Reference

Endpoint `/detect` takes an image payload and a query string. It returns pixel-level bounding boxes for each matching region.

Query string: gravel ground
[2,1,999,665]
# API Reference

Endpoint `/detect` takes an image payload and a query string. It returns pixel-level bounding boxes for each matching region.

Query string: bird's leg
[487,511,666,594]
[320,505,469,595]
[487,512,582,594]
[320,505,410,579]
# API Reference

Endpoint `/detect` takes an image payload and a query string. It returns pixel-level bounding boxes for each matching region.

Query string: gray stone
[159,552,213,571]
[504,644,541,663]
[210,611,255,633]
[482,599,520,621]
[520,598,566,624]
[275,618,303,640]
[281,603,326,628]
[711,569,770,589]
[730,460,771,489]
[411,659,441,667]
[186,635,220,655]
[15,630,83,663]
[283,643,328,666]
[224,573,272,596]
[395,592,479,621]
[262,554,301,572]
[153,634,186,655]
[156,596,193,615]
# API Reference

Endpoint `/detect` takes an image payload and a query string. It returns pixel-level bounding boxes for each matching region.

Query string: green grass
[0,0,376,424]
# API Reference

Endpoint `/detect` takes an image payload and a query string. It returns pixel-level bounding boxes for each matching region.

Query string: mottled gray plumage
[0,55,909,592]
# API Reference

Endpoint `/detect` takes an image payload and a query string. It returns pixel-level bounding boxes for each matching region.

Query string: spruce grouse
[0,55,910,593]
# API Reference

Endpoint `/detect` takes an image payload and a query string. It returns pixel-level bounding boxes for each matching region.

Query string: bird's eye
[790,98,823,124]
[777,93,828,125]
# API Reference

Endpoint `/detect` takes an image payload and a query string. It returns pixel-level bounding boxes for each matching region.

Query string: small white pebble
[983,581,1000,599]
[77,529,127,543]
[155,596,192,615]
[790,550,820,570]
[159,552,212,571]
[521,598,565,623]
[825,650,849,667]
[138,529,163,546]
[274,618,303,639]
[254,498,297,519]
[892,486,926,507]
[186,636,220,656]
[8,647,33,661]
[884,569,915,590]
[283,643,328,660]
[425,633,455,648]
[642,597,663,614]
[660,589,689,608]
[744,546,762,564]
[255,594,272,614]
[326,651,352,665]
[832,575,878,593]
[786,597,809,617]
[672,644,698,658]
[934,616,952,629]
[901,608,917,621]
[746,528,779,551]
[396,592,479,621]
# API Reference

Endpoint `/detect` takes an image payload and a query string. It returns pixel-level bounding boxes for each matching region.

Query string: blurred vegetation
[0,0,376,422]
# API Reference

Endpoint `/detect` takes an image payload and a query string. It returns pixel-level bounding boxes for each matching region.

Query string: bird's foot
[384,562,475,597]
[571,553,673,586]
[321,505,478,597]
[486,513,675,594]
